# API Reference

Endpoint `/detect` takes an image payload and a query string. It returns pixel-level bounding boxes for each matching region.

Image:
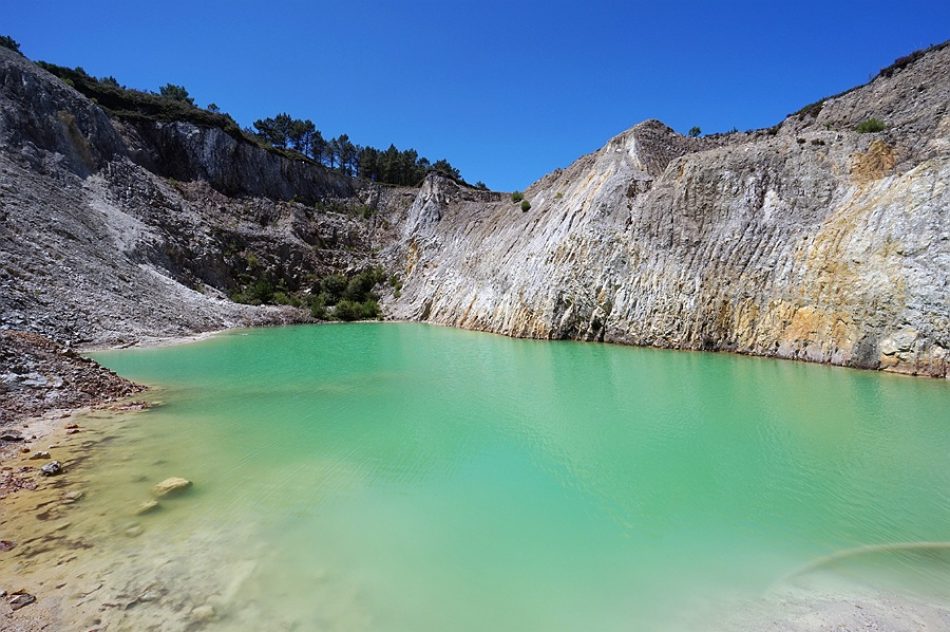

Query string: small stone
[40,461,63,476]
[20,447,30,453]
[29,451,51,460]
[124,524,143,538]
[190,604,215,623]
[152,477,192,497]
[135,500,160,515]
[9,591,36,610]
[0,540,15,552]
[66,428,81,435]
[65,424,79,430]
[62,490,84,503]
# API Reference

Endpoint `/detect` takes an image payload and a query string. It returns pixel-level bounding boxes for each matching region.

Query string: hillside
[388,44,950,378]
[0,41,948,382]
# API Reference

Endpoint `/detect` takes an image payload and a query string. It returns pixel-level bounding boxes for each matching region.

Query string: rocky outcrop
[123,121,354,204]
[0,330,142,426]
[389,44,950,378]
[0,46,387,347]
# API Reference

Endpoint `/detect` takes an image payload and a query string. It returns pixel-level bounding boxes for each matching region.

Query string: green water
[87,323,950,630]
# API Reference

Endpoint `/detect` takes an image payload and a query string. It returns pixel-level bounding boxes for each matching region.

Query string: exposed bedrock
[388,45,950,378]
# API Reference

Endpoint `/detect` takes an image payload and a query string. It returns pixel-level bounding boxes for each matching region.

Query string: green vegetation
[855,118,886,133]
[520,200,531,212]
[878,41,949,78]
[159,83,194,105]
[231,262,389,321]
[389,274,403,299]
[0,34,22,55]
[334,299,380,321]
[792,43,949,123]
[35,62,253,145]
[687,126,701,138]
[511,191,524,203]
[34,61,467,186]
[251,113,462,185]
[307,267,387,321]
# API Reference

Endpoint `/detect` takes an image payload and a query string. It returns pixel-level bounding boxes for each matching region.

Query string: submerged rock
[190,604,216,623]
[9,591,36,610]
[135,500,160,515]
[124,523,143,538]
[40,460,63,476]
[153,477,192,497]
[62,490,84,504]
[28,450,51,460]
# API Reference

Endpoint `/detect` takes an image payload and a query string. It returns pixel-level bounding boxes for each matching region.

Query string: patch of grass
[511,191,524,203]
[855,118,886,133]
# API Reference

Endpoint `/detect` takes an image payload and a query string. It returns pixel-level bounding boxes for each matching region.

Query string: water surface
[83,323,950,630]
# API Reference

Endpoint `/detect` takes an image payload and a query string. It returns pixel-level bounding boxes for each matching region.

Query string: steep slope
[0,46,395,346]
[389,44,950,378]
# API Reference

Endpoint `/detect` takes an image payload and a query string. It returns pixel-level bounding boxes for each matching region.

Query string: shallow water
[78,323,950,630]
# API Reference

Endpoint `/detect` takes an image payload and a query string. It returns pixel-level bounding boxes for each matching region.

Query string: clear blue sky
[6,1,949,190]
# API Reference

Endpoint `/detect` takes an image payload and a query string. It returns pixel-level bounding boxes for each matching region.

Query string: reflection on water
[5,323,950,631]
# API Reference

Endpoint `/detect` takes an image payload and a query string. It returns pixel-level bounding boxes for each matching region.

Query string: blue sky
[5,1,949,190]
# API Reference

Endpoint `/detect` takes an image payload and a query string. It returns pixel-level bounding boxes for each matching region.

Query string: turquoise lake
[84,323,950,630]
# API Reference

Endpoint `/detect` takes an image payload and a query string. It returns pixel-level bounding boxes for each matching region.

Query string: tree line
[250,113,463,186]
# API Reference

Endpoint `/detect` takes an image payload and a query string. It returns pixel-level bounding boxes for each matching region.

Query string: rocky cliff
[0,46,393,346]
[1,42,948,380]
[387,44,950,378]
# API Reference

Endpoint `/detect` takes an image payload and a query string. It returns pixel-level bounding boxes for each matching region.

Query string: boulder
[0,429,23,442]
[40,460,63,476]
[9,591,36,610]
[190,604,216,623]
[152,477,192,497]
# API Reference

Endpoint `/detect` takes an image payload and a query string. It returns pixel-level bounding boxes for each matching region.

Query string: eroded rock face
[388,45,950,378]
[1,41,948,381]
[0,47,388,348]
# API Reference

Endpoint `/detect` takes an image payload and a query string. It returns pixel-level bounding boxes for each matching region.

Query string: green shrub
[520,200,531,212]
[0,35,22,55]
[159,83,194,105]
[231,277,275,305]
[310,295,328,319]
[688,126,701,138]
[319,274,348,304]
[855,118,886,133]
[270,291,300,307]
[511,191,524,203]
[35,61,256,146]
[343,267,385,302]
[334,299,364,321]
[361,299,381,319]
